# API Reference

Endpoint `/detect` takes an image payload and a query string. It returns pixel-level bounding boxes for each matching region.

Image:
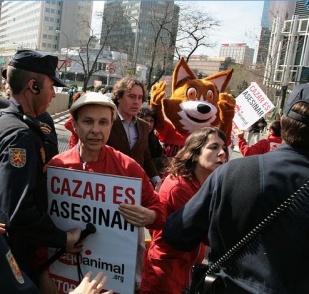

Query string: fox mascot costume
[150,57,235,158]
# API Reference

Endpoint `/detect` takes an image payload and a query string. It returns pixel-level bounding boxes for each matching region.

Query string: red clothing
[238,135,282,156]
[64,115,79,148]
[47,145,166,230]
[140,175,206,294]
[47,145,166,289]
[156,122,187,157]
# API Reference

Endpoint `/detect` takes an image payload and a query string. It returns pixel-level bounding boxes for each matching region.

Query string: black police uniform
[0,234,39,294]
[0,98,66,282]
[37,111,59,162]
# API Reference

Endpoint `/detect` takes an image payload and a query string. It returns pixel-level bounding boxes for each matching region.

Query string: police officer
[0,97,10,109]
[0,50,82,286]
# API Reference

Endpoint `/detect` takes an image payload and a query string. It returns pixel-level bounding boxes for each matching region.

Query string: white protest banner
[233,82,274,130]
[46,167,142,294]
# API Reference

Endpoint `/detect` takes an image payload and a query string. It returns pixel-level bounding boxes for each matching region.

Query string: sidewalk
[51,110,70,153]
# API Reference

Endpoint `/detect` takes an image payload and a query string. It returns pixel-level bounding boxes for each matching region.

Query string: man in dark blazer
[107,76,162,191]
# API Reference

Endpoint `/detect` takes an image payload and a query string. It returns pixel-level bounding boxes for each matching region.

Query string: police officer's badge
[6,249,25,284]
[9,148,26,168]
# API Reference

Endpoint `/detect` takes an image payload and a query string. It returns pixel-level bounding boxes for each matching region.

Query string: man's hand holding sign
[119,204,156,227]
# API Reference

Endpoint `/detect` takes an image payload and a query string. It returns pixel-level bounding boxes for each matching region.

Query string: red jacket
[140,175,206,294]
[238,135,282,156]
[64,115,79,148]
[47,145,166,230]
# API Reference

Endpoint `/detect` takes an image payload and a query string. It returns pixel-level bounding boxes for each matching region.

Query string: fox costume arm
[150,81,167,132]
[218,92,236,141]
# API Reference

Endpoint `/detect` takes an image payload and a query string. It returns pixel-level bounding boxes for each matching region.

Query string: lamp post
[75,72,77,85]
[56,29,69,83]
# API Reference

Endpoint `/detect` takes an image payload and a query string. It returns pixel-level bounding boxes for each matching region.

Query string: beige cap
[70,92,117,120]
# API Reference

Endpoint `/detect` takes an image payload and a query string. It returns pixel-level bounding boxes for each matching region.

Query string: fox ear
[204,68,234,93]
[172,57,196,92]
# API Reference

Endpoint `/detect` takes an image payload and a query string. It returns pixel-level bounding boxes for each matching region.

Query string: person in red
[140,127,228,294]
[238,120,282,156]
[64,91,82,148]
[47,92,166,291]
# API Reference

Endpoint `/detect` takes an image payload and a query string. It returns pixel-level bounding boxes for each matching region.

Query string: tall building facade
[219,43,254,65]
[261,1,309,109]
[257,0,309,64]
[100,1,179,74]
[256,1,271,64]
[265,15,309,87]
[0,1,92,55]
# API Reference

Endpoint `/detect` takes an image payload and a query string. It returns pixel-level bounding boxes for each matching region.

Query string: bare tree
[127,3,221,90]
[68,12,123,91]
[143,2,179,90]
[174,5,221,62]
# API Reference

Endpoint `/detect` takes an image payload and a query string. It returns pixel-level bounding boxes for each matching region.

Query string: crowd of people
[0,49,308,294]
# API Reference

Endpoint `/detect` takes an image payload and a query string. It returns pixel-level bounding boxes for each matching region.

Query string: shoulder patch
[6,249,24,284]
[40,122,52,134]
[9,148,26,168]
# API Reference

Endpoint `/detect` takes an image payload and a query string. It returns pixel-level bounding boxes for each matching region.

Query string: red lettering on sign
[262,101,271,111]
[61,178,72,195]
[71,180,82,198]
[50,176,107,202]
[113,186,136,205]
[51,176,60,193]
[249,85,265,104]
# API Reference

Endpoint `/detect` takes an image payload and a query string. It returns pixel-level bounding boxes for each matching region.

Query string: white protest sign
[233,82,274,130]
[46,167,142,294]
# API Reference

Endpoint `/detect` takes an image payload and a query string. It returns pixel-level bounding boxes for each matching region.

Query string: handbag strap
[206,179,309,275]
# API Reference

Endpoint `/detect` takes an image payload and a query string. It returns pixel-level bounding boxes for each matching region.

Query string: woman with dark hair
[137,105,167,177]
[140,127,228,294]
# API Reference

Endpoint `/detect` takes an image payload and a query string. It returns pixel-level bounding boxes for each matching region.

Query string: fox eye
[187,87,198,100]
[206,90,214,101]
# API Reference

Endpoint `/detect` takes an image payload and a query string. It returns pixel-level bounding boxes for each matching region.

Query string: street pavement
[52,110,71,153]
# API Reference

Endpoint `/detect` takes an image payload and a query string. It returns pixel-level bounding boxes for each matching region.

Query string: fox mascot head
[150,57,235,158]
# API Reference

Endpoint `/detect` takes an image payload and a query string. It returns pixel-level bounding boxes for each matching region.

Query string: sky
[92,1,265,60]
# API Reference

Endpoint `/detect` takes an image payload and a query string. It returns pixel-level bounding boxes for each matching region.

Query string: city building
[219,43,254,65]
[58,48,127,88]
[0,1,92,56]
[264,15,309,87]
[257,0,309,64]
[100,1,179,76]
[187,55,234,77]
[259,0,309,109]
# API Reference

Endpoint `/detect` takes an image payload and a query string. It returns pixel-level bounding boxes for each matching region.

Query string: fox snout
[197,104,212,114]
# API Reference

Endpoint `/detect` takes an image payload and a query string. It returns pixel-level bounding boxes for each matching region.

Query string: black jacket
[164,144,309,293]
[0,235,39,294]
[0,98,66,280]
